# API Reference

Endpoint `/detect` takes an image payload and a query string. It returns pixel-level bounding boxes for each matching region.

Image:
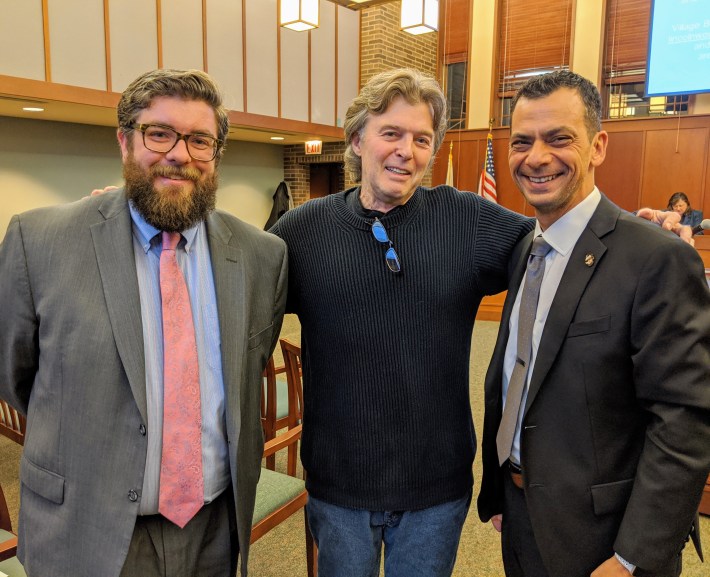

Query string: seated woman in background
[667,191,704,233]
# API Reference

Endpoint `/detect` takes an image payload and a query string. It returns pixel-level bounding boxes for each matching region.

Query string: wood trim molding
[41,0,51,82]
[695,236,710,268]
[202,0,208,72]
[104,0,112,92]
[357,10,361,91]
[0,72,346,140]
[308,28,312,123]
[228,109,344,138]
[0,74,119,108]
[156,0,163,68]
[242,0,247,112]
[334,5,338,127]
[277,0,282,118]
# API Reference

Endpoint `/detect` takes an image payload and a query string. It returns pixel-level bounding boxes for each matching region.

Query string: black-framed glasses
[371,218,401,273]
[130,123,222,161]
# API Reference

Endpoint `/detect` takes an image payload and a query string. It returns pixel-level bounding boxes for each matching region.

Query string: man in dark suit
[0,69,287,577]
[478,70,710,577]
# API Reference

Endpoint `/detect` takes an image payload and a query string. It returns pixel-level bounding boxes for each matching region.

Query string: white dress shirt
[501,187,636,573]
[502,187,601,465]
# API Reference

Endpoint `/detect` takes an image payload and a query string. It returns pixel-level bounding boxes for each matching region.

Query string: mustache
[150,165,202,181]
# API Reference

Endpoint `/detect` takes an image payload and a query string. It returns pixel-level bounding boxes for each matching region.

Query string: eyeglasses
[129,123,221,161]
[371,218,401,273]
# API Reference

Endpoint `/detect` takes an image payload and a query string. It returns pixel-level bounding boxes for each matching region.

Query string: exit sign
[305,140,322,155]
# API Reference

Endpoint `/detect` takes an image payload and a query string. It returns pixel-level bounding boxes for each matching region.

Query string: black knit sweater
[271,185,533,511]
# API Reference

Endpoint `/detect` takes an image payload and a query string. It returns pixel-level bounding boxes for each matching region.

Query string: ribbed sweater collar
[331,186,425,231]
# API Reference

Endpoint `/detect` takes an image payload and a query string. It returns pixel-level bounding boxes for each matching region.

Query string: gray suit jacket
[478,195,710,576]
[0,190,288,577]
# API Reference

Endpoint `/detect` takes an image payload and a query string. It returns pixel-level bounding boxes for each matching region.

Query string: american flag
[478,131,497,203]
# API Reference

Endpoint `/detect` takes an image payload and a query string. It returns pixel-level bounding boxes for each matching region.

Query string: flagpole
[446,141,454,187]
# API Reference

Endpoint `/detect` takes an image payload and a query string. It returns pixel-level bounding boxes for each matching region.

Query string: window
[607,83,689,119]
[603,0,689,119]
[439,0,470,129]
[496,0,573,126]
[446,62,467,130]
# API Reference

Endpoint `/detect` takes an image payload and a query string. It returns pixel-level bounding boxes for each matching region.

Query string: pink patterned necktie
[158,231,204,528]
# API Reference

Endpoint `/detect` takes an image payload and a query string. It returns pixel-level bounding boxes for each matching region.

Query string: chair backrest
[279,338,303,429]
[0,484,18,562]
[278,338,306,480]
[261,357,278,439]
[251,423,316,576]
[261,356,290,471]
[0,400,26,446]
[0,484,11,533]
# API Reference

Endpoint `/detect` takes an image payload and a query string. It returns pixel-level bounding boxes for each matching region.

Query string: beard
[123,156,218,232]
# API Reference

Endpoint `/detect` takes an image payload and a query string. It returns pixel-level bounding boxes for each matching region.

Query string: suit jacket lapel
[495,233,532,365]
[524,196,618,415]
[90,190,148,423]
[206,212,245,433]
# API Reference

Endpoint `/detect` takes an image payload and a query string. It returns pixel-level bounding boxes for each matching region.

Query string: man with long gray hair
[271,67,534,576]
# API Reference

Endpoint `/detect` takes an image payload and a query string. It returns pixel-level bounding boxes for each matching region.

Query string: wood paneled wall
[434,114,710,221]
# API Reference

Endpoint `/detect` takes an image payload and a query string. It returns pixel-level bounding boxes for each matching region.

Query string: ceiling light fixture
[400,0,438,35]
[281,0,319,31]
[270,136,285,141]
[22,106,45,112]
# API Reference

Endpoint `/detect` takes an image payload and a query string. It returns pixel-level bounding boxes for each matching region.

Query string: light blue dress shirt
[129,203,230,515]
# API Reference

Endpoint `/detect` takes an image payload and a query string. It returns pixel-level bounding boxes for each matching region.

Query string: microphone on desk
[691,219,710,235]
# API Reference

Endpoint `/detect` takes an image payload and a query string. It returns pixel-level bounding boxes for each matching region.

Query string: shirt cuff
[614,552,636,574]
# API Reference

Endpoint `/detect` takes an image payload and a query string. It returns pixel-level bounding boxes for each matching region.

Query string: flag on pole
[477,130,497,203]
[445,142,454,187]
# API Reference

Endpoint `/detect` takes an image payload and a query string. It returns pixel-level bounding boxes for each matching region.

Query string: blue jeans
[306,492,471,577]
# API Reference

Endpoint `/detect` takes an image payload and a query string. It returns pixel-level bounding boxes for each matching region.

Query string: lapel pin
[584,253,595,267]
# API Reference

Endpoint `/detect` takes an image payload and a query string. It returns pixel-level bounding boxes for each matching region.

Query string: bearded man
[0,69,287,577]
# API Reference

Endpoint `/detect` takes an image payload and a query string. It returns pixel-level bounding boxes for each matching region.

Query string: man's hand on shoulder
[84,185,119,199]
[636,208,694,246]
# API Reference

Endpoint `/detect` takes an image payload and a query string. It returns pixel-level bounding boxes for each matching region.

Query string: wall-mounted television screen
[645,0,710,97]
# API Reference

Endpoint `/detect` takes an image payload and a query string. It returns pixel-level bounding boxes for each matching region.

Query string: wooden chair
[261,357,289,470]
[0,400,26,446]
[251,423,317,576]
[279,338,304,475]
[0,484,18,562]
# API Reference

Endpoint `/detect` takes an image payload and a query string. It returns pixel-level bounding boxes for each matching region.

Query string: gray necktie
[496,235,552,466]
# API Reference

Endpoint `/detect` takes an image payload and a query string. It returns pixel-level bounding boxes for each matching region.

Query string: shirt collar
[128,201,200,254]
[535,187,601,257]
[345,186,406,219]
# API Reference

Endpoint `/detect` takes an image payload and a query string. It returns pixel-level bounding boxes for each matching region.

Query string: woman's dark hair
[667,192,692,215]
